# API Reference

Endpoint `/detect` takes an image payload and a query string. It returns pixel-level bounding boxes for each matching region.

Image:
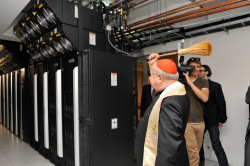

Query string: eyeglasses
[199,70,206,72]
[189,57,200,61]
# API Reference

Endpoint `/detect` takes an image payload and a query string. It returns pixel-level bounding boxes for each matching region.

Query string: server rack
[6,73,9,129]
[11,71,15,134]
[9,72,12,131]
[78,5,106,52]
[62,52,77,166]
[48,58,64,166]
[2,75,6,127]
[27,65,39,148]
[80,50,134,166]
[14,70,18,136]
[0,40,28,136]
[62,50,135,166]
[18,68,28,141]
[43,0,79,27]
[10,72,14,133]
[37,63,45,154]
[8,1,136,166]
[37,62,50,159]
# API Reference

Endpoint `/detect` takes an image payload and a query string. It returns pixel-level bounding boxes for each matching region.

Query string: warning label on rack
[74,5,78,18]
[111,73,117,86]
[111,118,118,129]
[89,32,96,45]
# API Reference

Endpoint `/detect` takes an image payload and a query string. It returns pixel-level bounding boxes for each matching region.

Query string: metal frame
[117,10,250,49]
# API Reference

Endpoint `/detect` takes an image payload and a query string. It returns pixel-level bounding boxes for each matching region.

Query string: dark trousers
[245,136,250,166]
[245,122,250,166]
[200,125,229,166]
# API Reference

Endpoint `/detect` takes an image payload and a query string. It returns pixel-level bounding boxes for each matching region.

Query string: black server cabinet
[4,74,7,128]
[78,6,106,52]
[37,62,51,159]
[6,73,10,129]
[62,50,135,166]
[27,65,38,148]
[8,73,11,132]
[14,69,20,140]
[14,70,19,137]
[8,72,11,131]
[62,52,77,166]
[48,58,64,166]
[79,50,135,166]
[15,71,20,137]
[9,72,12,131]
[37,63,45,154]
[2,74,6,127]
[11,71,15,133]
[18,68,28,140]
[15,70,21,137]
[9,72,13,132]
[11,71,18,135]
[79,29,106,52]
[44,0,78,27]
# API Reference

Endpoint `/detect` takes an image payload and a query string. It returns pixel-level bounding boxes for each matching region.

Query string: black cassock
[245,86,250,166]
[135,93,190,166]
[141,84,153,117]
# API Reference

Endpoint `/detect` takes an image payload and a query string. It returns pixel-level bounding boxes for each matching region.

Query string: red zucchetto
[156,59,177,74]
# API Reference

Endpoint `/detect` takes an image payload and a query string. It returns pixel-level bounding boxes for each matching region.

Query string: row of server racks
[0,0,136,166]
[0,50,135,166]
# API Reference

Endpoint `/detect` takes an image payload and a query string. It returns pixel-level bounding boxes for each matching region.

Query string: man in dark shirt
[135,53,190,166]
[183,57,209,166]
[199,65,228,166]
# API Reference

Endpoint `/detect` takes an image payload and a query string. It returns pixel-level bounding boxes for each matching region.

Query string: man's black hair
[201,64,212,77]
[187,57,201,66]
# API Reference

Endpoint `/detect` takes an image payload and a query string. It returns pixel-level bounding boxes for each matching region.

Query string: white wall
[141,26,250,166]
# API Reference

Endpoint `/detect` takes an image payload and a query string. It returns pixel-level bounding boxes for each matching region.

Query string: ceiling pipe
[130,0,149,8]
[129,0,159,12]
[133,0,244,31]
[128,0,214,27]
[133,0,246,32]
[107,0,133,10]
[167,0,250,24]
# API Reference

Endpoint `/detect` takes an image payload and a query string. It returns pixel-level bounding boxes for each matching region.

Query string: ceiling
[0,0,31,42]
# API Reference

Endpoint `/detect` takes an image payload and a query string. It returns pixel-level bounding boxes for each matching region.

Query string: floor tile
[0,124,54,166]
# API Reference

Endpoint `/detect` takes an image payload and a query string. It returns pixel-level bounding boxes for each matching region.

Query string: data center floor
[0,124,221,166]
[0,124,54,166]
